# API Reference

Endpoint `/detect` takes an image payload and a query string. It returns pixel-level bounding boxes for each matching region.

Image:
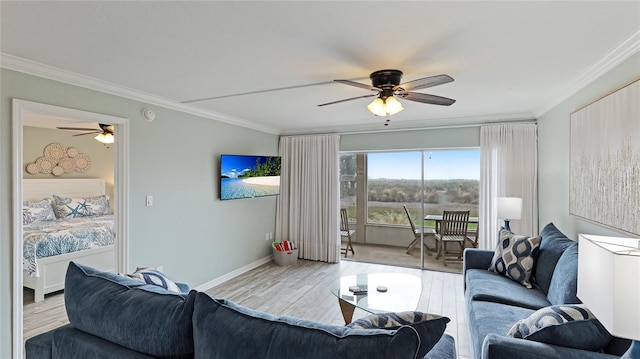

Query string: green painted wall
[340,126,481,152]
[537,52,640,239]
[1,68,279,355]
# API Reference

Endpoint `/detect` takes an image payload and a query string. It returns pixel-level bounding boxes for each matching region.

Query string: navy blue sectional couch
[464,223,630,359]
[26,262,456,359]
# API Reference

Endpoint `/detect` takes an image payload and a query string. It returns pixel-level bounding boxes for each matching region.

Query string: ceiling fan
[318,69,455,125]
[57,123,115,144]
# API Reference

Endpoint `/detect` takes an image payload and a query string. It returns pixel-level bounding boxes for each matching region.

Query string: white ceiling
[2,1,639,135]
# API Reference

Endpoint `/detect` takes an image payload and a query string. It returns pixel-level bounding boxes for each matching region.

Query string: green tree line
[367,179,479,204]
[239,156,281,178]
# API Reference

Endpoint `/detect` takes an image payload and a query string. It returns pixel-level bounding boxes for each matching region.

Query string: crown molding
[0,53,280,135]
[534,29,640,118]
[281,112,536,136]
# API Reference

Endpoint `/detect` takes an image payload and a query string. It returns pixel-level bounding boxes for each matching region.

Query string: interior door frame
[11,99,129,358]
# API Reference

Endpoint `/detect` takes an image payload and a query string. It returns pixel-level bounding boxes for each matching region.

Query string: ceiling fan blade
[57,127,101,131]
[72,131,102,136]
[318,93,377,107]
[394,74,454,92]
[334,79,380,92]
[397,92,456,106]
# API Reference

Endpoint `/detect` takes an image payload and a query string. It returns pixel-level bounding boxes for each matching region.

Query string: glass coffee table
[330,273,422,324]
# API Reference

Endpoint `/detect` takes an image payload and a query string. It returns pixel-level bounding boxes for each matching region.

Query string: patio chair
[403,205,437,255]
[434,210,470,265]
[340,208,355,257]
[465,222,479,249]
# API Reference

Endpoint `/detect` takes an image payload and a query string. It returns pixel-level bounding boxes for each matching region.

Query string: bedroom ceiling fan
[57,123,115,144]
[318,70,456,125]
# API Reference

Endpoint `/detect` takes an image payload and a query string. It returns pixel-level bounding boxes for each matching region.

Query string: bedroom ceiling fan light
[367,96,404,117]
[94,133,114,144]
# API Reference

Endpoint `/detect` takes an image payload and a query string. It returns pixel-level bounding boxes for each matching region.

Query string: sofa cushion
[546,243,580,305]
[64,261,195,359]
[465,269,551,310]
[346,311,449,358]
[489,228,541,288]
[425,333,456,359]
[193,292,421,358]
[25,327,54,359]
[506,304,612,352]
[466,300,535,359]
[533,223,575,294]
[52,325,156,359]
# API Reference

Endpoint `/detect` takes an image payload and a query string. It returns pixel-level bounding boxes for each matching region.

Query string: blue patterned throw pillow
[52,194,110,218]
[346,311,449,358]
[127,267,181,293]
[489,228,541,288]
[507,304,612,351]
[23,198,55,224]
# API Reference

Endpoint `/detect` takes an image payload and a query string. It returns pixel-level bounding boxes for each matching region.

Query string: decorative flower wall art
[25,143,92,176]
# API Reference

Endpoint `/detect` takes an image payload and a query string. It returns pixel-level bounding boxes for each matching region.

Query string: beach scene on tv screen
[220,155,281,200]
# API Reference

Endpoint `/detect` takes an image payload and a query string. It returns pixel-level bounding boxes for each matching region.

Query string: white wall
[537,52,640,239]
[1,68,279,355]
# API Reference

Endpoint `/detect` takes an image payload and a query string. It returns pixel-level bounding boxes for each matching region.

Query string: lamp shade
[384,96,404,115]
[94,133,114,144]
[367,98,386,116]
[578,234,640,341]
[367,96,404,116]
[496,197,522,220]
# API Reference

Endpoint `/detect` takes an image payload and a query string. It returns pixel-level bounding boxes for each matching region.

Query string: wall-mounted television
[220,154,281,200]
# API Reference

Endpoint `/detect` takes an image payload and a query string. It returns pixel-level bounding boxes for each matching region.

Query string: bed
[23,178,116,302]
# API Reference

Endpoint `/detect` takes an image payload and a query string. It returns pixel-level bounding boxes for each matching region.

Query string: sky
[366,149,480,180]
[221,155,272,178]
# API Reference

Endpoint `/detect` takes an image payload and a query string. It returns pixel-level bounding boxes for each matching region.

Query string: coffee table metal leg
[338,297,355,324]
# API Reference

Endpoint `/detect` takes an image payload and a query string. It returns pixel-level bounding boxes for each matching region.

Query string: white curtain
[275,134,340,263]
[479,123,538,249]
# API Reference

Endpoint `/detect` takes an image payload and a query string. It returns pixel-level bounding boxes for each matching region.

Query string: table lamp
[578,234,640,358]
[496,197,522,232]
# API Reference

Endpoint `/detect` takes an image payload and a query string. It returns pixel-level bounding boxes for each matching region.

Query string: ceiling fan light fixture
[367,96,404,117]
[385,96,404,115]
[94,133,114,144]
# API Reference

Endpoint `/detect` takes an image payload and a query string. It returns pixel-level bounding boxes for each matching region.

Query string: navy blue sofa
[26,261,456,359]
[463,223,630,359]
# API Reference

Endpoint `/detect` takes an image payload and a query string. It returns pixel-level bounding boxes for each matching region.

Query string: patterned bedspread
[23,215,115,277]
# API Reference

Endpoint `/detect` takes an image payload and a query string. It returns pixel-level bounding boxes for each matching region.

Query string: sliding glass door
[339,149,479,271]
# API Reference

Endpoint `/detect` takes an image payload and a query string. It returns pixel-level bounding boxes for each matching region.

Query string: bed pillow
[52,194,110,218]
[489,228,541,288]
[346,311,449,358]
[23,198,56,224]
[126,267,182,293]
[507,304,612,351]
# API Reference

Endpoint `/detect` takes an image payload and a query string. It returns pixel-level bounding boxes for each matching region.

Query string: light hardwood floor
[24,260,470,359]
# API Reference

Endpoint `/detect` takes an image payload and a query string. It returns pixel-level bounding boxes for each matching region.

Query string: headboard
[23,178,106,201]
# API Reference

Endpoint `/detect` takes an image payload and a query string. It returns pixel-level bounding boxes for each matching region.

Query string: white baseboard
[194,255,273,292]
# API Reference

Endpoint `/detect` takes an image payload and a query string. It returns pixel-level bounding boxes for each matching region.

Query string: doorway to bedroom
[12,99,130,359]
[22,117,116,335]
